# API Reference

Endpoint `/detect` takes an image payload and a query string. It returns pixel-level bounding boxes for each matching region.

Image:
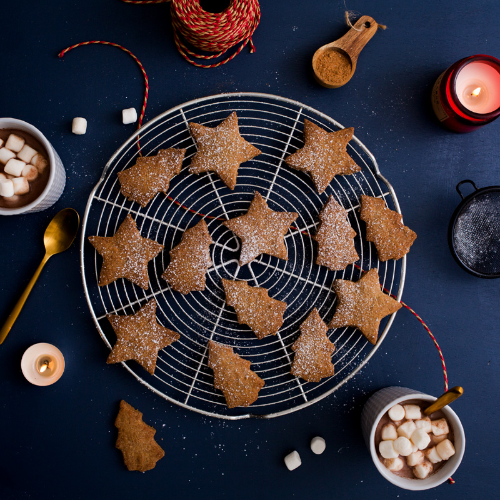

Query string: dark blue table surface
[1,1,499,499]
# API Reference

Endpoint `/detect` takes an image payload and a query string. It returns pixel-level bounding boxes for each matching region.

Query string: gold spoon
[312,15,380,88]
[0,208,80,344]
[423,386,464,416]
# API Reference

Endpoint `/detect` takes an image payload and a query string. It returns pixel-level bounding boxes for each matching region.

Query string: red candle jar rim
[450,55,500,120]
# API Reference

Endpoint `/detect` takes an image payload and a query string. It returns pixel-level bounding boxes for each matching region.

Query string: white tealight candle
[456,61,500,113]
[21,343,65,386]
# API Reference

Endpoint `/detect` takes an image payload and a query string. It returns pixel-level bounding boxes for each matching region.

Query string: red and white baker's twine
[58,41,149,152]
[121,0,261,68]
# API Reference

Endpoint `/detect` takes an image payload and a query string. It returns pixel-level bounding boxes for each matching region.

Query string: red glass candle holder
[431,55,500,132]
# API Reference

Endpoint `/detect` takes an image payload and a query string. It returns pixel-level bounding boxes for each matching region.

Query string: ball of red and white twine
[122,0,261,68]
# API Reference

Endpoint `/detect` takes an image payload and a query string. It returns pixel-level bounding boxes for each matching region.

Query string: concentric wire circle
[80,93,406,419]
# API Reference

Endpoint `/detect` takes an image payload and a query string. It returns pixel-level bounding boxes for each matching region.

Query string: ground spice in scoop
[315,50,352,86]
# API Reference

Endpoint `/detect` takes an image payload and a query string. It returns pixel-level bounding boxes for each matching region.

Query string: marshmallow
[310,436,326,455]
[393,437,413,456]
[0,173,6,180]
[122,107,138,125]
[284,450,301,471]
[72,117,87,135]
[432,434,448,445]
[413,461,433,479]
[17,144,37,163]
[415,417,432,433]
[381,423,398,441]
[4,158,26,177]
[0,138,3,148]
[5,133,25,152]
[379,440,398,459]
[31,154,48,173]
[436,439,455,461]
[22,164,39,181]
[0,147,16,164]
[406,450,425,467]
[397,420,417,440]
[388,404,405,421]
[431,418,449,437]
[12,177,29,195]
[411,429,431,450]
[404,404,422,420]
[411,442,419,453]
[425,446,443,464]
[384,457,404,472]
[0,179,15,197]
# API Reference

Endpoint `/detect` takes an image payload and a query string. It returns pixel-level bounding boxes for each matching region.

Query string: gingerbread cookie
[360,195,417,261]
[285,119,361,194]
[189,112,261,190]
[115,400,165,472]
[107,299,180,375]
[162,219,213,294]
[291,308,335,383]
[117,148,185,207]
[222,279,286,339]
[314,195,359,271]
[88,214,163,289]
[329,268,402,345]
[208,341,265,409]
[223,191,298,266]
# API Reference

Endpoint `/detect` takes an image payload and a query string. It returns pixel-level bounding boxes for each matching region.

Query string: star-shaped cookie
[88,214,164,289]
[360,195,417,261]
[208,341,265,409]
[223,191,298,266]
[314,195,359,271]
[162,219,213,294]
[188,112,261,190]
[285,119,361,194]
[222,279,287,339]
[107,299,180,375]
[291,308,335,383]
[329,268,402,345]
[115,400,165,472]
[117,148,186,207]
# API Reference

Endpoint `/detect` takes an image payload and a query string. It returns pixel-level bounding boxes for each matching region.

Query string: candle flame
[471,87,482,97]
[39,360,49,373]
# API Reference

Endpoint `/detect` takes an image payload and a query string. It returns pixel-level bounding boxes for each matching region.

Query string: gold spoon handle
[0,253,51,345]
[423,386,464,416]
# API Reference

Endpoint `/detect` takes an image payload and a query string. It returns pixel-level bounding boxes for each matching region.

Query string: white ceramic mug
[361,386,465,491]
[0,118,66,215]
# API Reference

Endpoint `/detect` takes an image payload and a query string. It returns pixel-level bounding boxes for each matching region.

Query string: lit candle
[432,55,500,132]
[21,343,65,386]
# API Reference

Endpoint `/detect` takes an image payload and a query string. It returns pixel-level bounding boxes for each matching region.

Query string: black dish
[448,180,500,279]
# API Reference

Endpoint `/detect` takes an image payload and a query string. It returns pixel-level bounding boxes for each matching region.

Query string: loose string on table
[58,41,149,153]
[121,0,261,68]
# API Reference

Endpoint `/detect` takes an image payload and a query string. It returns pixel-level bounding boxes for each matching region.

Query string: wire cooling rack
[80,92,406,420]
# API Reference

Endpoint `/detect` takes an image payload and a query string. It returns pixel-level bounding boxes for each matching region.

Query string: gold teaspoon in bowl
[0,208,80,344]
[424,386,464,416]
[312,15,380,88]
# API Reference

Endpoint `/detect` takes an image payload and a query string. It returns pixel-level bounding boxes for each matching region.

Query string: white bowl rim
[369,392,465,491]
[0,117,56,215]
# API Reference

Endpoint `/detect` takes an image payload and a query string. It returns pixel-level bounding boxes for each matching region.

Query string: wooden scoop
[312,15,379,88]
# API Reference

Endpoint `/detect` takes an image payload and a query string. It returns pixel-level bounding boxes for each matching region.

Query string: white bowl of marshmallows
[361,386,465,491]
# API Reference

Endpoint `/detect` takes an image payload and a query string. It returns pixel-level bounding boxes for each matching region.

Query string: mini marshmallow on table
[72,117,87,135]
[284,450,301,471]
[122,107,138,125]
[310,436,326,454]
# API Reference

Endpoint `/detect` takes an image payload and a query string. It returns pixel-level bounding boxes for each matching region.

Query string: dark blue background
[1,1,498,498]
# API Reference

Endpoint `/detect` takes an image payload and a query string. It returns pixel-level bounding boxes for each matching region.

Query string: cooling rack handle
[456,179,478,200]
